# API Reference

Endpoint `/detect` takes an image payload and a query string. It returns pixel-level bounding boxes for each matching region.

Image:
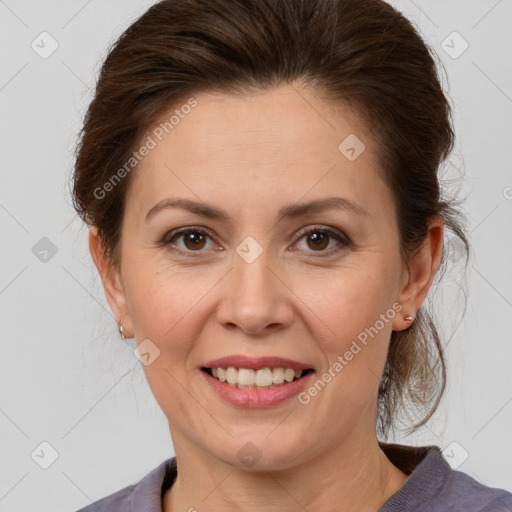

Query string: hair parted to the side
[70,0,470,438]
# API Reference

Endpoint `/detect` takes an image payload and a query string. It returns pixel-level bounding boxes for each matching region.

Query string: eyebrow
[145,196,370,224]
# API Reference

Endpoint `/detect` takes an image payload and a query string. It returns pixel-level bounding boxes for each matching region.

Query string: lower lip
[201,370,315,408]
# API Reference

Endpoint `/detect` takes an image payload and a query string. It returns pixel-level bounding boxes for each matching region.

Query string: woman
[71,0,512,510]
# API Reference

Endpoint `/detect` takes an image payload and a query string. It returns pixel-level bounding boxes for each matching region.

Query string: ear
[89,227,133,337]
[392,215,444,331]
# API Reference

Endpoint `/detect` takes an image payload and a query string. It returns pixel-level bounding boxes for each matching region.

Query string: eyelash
[159,225,351,257]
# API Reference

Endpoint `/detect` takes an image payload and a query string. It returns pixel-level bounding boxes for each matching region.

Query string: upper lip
[203,354,314,371]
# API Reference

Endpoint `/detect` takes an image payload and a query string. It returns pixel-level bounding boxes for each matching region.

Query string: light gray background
[0,1,511,511]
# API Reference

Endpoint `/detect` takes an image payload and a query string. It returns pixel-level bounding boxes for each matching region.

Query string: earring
[119,324,127,340]
[404,314,414,322]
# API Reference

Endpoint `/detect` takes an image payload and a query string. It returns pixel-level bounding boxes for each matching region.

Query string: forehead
[147,85,373,162]
[127,85,391,221]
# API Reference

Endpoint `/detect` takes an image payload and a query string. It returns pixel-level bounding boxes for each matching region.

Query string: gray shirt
[75,443,512,511]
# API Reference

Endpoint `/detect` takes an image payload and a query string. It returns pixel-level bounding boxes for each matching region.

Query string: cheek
[296,261,396,346]
[126,267,212,421]
[294,263,397,407]
[123,260,207,337]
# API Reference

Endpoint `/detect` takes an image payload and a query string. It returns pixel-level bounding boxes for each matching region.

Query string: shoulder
[73,458,176,512]
[75,484,134,512]
[438,465,512,511]
[380,443,512,512]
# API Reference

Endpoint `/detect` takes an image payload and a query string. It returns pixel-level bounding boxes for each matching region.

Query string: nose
[216,249,294,335]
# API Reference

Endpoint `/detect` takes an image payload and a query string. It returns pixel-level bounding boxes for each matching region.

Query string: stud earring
[119,324,127,340]
[404,314,413,322]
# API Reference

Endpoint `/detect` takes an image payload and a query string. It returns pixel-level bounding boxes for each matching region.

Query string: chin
[209,435,308,472]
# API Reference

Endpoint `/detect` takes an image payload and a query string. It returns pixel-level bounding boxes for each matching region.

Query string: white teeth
[225,367,238,384]
[208,366,308,389]
[255,368,273,387]
[238,368,255,386]
[272,367,284,384]
[284,368,295,382]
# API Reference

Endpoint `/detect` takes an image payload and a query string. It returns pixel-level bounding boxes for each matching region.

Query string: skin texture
[89,84,444,512]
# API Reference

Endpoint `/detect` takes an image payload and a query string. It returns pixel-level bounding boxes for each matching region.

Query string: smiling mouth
[201,366,315,390]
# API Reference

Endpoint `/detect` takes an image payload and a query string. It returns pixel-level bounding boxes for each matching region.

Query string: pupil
[186,232,205,249]
[309,232,327,250]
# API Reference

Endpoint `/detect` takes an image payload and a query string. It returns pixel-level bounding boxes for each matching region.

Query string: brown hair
[71,0,470,437]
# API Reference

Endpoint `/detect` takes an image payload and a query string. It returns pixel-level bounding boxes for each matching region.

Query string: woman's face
[92,84,438,470]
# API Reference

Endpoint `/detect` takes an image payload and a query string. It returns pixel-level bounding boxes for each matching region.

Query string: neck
[163,428,408,512]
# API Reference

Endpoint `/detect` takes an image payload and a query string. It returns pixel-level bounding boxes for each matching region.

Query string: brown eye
[162,228,215,253]
[161,226,349,257]
[305,231,330,251]
[181,231,207,250]
[294,226,350,255]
